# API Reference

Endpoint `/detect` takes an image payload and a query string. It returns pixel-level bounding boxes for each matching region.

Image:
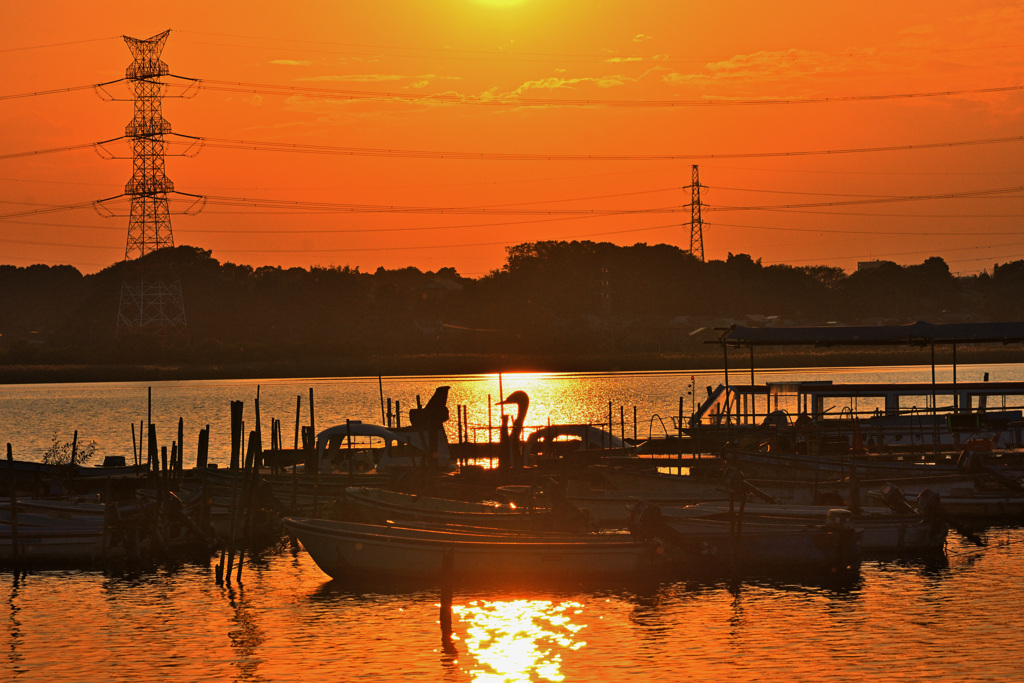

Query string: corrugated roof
[717,321,1024,347]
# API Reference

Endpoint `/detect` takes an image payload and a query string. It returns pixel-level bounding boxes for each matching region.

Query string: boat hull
[284,517,660,581]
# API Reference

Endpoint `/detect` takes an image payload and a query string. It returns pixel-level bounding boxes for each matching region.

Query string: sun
[469,0,530,7]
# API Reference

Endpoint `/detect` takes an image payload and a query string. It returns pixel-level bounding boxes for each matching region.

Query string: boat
[523,423,636,468]
[629,503,862,573]
[342,486,588,531]
[283,517,662,581]
[0,524,113,564]
[313,386,454,474]
[692,322,1024,458]
[653,501,947,554]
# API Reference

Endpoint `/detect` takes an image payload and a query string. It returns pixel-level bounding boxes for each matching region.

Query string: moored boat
[342,486,587,531]
[629,503,862,573]
[283,517,662,581]
[655,501,946,554]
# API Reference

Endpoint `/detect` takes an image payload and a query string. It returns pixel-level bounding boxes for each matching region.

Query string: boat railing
[647,414,672,440]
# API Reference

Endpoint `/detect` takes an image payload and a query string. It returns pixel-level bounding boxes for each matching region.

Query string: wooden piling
[6,443,19,568]
[131,423,139,468]
[294,395,302,450]
[177,417,184,479]
[197,426,209,469]
[230,400,244,470]
[309,387,315,441]
[148,424,158,477]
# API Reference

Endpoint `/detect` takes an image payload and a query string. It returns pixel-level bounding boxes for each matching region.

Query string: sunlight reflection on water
[452,599,587,682]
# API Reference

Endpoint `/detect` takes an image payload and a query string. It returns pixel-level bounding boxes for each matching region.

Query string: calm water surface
[1,366,1022,681]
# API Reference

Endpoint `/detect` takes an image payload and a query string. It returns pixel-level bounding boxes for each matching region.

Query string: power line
[708,186,1024,212]
[0,80,123,101]
[5,132,1022,164]
[0,37,119,53]
[192,78,1024,108]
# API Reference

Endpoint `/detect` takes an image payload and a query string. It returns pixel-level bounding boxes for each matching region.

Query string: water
[1,365,1023,681]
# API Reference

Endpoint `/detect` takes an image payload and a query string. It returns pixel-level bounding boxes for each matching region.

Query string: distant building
[857,260,897,272]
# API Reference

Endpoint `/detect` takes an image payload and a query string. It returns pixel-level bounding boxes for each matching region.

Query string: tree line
[2,242,1023,376]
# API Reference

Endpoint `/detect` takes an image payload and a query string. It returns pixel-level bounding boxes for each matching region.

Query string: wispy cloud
[606,56,643,63]
[297,73,460,87]
[633,34,652,43]
[269,59,312,67]
[300,74,404,83]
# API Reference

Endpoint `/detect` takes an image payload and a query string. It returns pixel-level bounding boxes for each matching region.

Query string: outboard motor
[916,488,944,521]
[826,508,854,530]
[408,386,451,429]
[627,501,663,541]
[880,483,918,515]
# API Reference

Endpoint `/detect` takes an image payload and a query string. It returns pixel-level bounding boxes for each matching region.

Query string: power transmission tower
[117,30,188,334]
[689,164,705,262]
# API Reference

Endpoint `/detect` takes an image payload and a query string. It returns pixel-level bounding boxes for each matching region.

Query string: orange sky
[1,1,1022,277]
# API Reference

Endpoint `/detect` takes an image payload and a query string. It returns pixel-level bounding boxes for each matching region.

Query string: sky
[1,0,1022,277]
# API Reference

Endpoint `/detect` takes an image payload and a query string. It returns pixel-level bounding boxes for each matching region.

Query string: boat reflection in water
[450,598,586,683]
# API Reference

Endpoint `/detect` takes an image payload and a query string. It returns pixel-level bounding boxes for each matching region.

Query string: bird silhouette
[497,390,529,469]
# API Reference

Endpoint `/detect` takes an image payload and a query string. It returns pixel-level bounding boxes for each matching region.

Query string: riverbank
[1,345,1019,384]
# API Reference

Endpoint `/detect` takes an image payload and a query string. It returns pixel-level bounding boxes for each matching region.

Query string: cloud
[633,34,652,43]
[606,57,643,63]
[492,74,634,100]
[300,74,405,83]
[658,48,868,86]
[269,59,312,67]
[296,73,461,86]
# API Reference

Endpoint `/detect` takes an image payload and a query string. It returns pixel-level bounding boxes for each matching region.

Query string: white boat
[655,502,946,554]
[283,517,662,581]
[629,504,862,572]
[0,525,113,564]
[342,486,583,530]
[313,386,455,474]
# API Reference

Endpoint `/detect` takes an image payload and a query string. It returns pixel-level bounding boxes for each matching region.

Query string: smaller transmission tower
[117,30,187,333]
[689,164,705,262]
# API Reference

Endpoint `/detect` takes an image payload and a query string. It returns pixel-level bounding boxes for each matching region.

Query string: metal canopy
[716,321,1024,348]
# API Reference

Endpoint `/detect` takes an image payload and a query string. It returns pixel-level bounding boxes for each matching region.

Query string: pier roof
[716,321,1024,347]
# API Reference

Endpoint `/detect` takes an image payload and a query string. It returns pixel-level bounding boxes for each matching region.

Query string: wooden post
[148,424,158,475]
[607,402,612,449]
[294,395,302,450]
[678,396,684,473]
[347,419,354,485]
[197,426,209,469]
[633,406,637,443]
[254,391,262,471]
[619,405,625,444]
[309,387,315,441]
[6,444,19,567]
[177,417,184,479]
[71,430,78,467]
[131,423,139,468]
[456,405,463,444]
[236,431,258,583]
[230,400,243,470]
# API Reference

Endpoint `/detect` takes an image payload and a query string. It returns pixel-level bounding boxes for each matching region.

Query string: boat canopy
[716,321,1024,348]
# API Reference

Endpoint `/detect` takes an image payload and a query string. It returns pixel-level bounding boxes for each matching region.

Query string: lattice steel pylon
[689,164,705,262]
[117,30,187,333]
